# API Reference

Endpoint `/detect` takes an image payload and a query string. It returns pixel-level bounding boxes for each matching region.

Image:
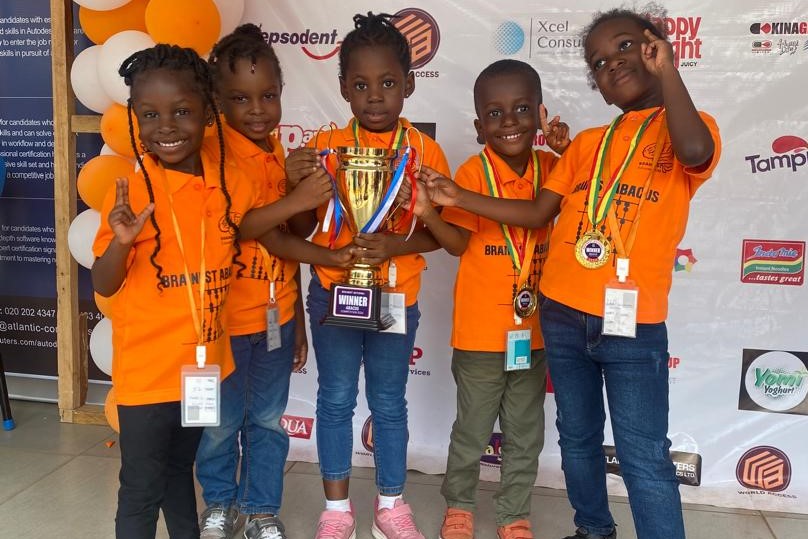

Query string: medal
[575,229,612,269]
[513,286,538,318]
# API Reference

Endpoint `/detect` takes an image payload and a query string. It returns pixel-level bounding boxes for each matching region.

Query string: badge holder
[505,329,532,371]
[181,345,221,427]
[266,281,282,351]
[602,258,638,338]
[381,261,407,335]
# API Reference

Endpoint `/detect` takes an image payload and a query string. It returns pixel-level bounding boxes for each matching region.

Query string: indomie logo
[280,415,313,439]
[659,16,702,67]
[394,8,440,70]
[745,135,808,174]
[736,446,792,492]
[740,239,805,286]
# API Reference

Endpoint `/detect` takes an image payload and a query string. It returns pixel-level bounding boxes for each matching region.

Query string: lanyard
[480,148,541,290]
[351,117,406,150]
[586,107,663,228]
[160,170,207,354]
[256,244,282,303]
[606,115,668,260]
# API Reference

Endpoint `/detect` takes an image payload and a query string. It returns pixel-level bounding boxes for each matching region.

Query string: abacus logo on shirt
[266,28,341,60]
[745,135,808,174]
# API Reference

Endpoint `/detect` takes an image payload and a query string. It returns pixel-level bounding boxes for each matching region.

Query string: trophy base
[323,283,395,331]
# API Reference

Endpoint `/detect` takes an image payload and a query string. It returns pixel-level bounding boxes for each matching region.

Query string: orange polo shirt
[442,148,557,352]
[307,118,451,306]
[540,108,721,323]
[219,123,298,335]
[92,142,261,406]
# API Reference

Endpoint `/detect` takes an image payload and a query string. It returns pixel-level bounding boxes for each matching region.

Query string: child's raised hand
[641,29,676,76]
[285,148,321,191]
[108,178,153,246]
[287,168,333,212]
[540,104,571,155]
[419,165,460,207]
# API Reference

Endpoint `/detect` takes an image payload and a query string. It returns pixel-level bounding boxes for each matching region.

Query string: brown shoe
[497,519,534,539]
[439,508,474,539]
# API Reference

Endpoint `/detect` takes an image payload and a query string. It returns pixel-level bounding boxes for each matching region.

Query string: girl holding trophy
[285,12,450,539]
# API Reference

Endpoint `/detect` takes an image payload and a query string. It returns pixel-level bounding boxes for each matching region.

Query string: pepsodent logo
[736,446,792,493]
[739,349,808,415]
[266,28,341,60]
[394,8,440,73]
[740,239,805,286]
[659,16,703,67]
[745,135,808,174]
[674,248,697,272]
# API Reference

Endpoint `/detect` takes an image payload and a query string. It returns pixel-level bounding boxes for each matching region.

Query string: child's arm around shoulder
[91,178,154,297]
[410,176,470,256]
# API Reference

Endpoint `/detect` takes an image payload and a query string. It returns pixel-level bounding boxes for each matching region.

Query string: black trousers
[115,402,203,539]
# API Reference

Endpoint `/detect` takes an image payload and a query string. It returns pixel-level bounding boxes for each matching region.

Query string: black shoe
[562,526,616,539]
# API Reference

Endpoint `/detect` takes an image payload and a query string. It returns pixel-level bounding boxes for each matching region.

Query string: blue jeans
[195,321,295,515]
[307,273,419,495]
[538,294,684,539]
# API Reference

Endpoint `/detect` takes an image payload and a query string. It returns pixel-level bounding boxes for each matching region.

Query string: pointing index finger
[540,104,550,133]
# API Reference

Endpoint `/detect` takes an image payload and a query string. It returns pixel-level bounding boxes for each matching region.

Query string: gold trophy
[323,146,398,330]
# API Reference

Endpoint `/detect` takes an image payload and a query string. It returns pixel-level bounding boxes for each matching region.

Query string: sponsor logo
[750,22,808,36]
[739,349,808,415]
[274,124,318,151]
[745,135,808,174]
[669,355,682,385]
[361,415,374,452]
[394,8,440,72]
[280,414,314,439]
[804,39,808,52]
[605,445,702,486]
[658,16,703,67]
[481,432,502,467]
[531,18,583,53]
[493,21,525,55]
[409,346,430,376]
[751,40,773,53]
[674,248,697,272]
[775,38,800,55]
[736,446,792,493]
[741,240,805,286]
[266,28,341,60]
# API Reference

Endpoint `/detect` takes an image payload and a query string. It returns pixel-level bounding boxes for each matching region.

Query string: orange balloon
[145,0,221,56]
[79,0,149,45]
[101,103,139,158]
[78,155,135,210]
[104,387,120,433]
[94,292,114,318]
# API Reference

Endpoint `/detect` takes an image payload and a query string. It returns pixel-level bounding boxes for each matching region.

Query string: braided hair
[338,12,411,79]
[208,23,283,86]
[118,44,243,290]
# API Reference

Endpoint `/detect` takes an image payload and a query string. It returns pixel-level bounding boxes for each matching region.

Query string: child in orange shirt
[412,60,569,539]
[284,12,451,539]
[92,44,348,539]
[424,7,721,539]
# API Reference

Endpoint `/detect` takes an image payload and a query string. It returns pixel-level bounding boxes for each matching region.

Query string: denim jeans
[538,294,684,539]
[195,321,295,515]
[307,273,420,495]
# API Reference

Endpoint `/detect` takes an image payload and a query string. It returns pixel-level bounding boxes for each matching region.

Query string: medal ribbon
[160,169,207,352]
[256,244,283,302]
[586,107,663,227]
[607,115,668,259]
[480,148,541,289]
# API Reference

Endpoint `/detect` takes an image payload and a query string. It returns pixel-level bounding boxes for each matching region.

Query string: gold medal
[513,285,538,319]
[575,230,612,269]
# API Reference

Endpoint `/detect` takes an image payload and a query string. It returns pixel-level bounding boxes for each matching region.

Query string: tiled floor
[0,400,803,539]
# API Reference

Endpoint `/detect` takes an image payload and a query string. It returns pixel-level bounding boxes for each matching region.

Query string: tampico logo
[658,16,703,67]
[605,445,702,486]
[480,432,502,467]
[741,240,805,286]
[674,248,697,272]
[750,22,808,35]
[493,21,525,55]
[280,415,314,440]
[394,8,440,71]
[745,135,808,174]
[736,446,792,492]
[739,349,808,416]
[266,28,341,60]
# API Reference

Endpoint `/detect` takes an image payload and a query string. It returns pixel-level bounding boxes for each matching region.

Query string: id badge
[181,363,221,427]
[266,303,282,351]
[381,292,407,334]
[602,279,639,338]
[505,329,532,371]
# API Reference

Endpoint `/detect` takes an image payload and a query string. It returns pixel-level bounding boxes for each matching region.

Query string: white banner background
[237,0,808,513]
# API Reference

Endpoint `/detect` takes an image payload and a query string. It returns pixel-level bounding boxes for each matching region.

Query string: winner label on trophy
[322,146,407,330]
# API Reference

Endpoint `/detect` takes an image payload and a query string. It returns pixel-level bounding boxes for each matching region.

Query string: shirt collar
[483,144,535,186]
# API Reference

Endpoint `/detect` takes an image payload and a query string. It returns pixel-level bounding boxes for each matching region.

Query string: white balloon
[71,46,114,114]
[90,317,113,376]
[98,30,155,106]
[74,0,131,11]
[213,0,246,39]
[100,143,136,165]
[67,209,101,269]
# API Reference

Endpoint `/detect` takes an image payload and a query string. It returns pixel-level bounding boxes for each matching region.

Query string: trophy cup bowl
[323,146,397,330]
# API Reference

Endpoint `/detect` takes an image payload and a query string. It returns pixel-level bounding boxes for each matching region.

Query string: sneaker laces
[256,524,283,539]
[202,510,227,531]
[389,512,419,537]
[318,519,351,539]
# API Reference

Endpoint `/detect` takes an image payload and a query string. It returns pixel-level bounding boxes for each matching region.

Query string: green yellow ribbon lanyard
[161,171,207,368]
[480,148,541,312]
[606,114,668,281]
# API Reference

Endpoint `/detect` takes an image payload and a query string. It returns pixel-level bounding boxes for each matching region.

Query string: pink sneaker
[315,510,356,539]
[372,499,425,539]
